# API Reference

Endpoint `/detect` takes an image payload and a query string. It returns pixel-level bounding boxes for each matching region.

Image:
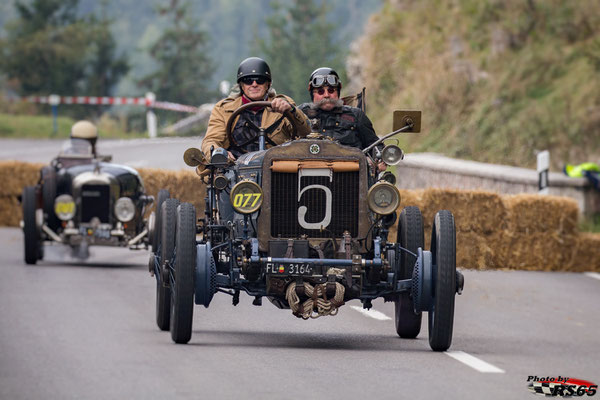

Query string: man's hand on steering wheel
[270,98,293,113]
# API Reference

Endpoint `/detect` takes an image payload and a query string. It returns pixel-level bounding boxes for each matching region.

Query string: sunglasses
[314,87,337,95]
[240,76,268,85]
[311,74,339,88]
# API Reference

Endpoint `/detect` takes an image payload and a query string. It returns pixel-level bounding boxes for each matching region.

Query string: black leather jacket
[299,103,379,150]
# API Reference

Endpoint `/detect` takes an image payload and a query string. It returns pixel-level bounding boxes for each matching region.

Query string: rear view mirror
[183,147,205,167]
[393,110,421,133]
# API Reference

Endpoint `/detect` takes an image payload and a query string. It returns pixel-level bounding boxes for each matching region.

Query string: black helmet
[237,57,271,83]
[308,67,341,99]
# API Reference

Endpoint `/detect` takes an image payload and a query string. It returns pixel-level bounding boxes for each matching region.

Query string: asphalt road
[1,227,599,400]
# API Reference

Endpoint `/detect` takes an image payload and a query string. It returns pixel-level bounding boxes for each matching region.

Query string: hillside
[354,0,600,170]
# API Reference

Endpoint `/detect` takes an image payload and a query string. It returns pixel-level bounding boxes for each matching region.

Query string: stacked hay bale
[0,161,43,226]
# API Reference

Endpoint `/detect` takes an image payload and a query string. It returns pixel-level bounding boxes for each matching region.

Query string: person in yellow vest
[565,162,600,190]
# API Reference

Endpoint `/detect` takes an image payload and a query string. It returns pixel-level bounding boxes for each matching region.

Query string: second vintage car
[21,121,154,264]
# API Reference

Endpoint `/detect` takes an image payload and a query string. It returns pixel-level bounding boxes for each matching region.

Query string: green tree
[138,0,215,110]
[0,0,128,101]
[255,0,345,104]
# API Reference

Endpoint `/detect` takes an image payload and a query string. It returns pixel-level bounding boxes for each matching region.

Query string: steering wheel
[225,100,297,154]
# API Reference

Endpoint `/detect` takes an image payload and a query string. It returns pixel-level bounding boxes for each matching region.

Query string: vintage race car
[150,105,464,351]
[21,138,153,264]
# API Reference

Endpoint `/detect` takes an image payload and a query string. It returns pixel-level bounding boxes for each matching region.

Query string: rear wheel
[22,186,41,265]
[394,206,424,338]
[155,198,178,331]
[170,202,197,344]
[428,210,456,352]
[41,166,59,231]
[152,189,170,253]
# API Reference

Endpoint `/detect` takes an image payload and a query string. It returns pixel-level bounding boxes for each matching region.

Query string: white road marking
[584,272,600,281]
[350,305,392,321]
[445,351,505,373]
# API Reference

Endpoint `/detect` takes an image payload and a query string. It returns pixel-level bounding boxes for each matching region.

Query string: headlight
[114,197,136,222]
[54,194,76,221]
[381,145,404,165]
[367,182,401,215]
[230,180,263,214]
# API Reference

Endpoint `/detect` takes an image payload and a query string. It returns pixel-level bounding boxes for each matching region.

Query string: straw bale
[495,231,579,271]
[569,233,600,272]
[503,194,579,235]
[421,188,506,235]
[0,161,43,196]
[456,231,501,270]
[138,168,206,215]
[0,195,22,227]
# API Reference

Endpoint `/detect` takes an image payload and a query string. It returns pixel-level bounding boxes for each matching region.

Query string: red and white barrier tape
[21,95,199,113]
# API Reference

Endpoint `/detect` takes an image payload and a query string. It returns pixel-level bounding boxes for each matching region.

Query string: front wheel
[22,186,41,265]
[428,210,456,352]
[170,202,197,344]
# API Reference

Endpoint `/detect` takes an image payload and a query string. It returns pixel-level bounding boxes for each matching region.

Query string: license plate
[266,262,314,276]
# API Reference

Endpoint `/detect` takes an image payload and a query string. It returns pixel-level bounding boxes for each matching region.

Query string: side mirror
[392,110,421,133]
[183,147,205,167]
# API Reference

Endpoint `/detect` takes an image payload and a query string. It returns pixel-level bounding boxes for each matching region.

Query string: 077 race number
[233,193,261,208]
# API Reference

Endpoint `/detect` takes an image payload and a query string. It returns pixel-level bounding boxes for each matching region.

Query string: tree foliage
[0,0,129,99]
[138,0,215,108]
[256,0,346,104]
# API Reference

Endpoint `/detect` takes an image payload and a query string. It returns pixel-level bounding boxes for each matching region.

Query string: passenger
[201,57,311,161]
[299,67,386,171]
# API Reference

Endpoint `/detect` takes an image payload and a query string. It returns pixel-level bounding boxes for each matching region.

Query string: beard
[312,98,344,110]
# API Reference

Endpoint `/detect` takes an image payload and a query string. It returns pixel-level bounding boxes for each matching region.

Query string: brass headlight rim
[367,182,401,215]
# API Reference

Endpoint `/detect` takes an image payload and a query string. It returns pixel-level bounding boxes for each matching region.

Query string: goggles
[314,87,337,95]
[311,74,339,88]
[240,76,269,85]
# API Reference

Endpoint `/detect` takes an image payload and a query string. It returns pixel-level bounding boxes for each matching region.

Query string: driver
[70,120,98,156]
[201,57,311,161]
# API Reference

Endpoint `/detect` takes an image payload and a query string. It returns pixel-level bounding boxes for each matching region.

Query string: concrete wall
[396,153,599,215]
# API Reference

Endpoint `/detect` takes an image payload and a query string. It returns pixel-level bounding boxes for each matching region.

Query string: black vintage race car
[150,105,464,351]
[21,138,153,264]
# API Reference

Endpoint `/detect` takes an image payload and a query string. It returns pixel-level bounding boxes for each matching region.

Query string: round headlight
[115,197,136,222]
[367,182,401,215]
[381,145,404,165]
[230,180,263,214]
[54,194,76,221]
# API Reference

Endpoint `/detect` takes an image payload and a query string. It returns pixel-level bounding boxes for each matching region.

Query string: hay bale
[456,231,502,270]
[421,188,506,235]
[503,194,579,235]
[569,232,600,272]
[138,168,206,216]
[0,161,42,196]
[0,195,22,227]
[495,231,579,271]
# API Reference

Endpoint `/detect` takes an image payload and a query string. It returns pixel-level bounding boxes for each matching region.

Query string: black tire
[22,186,40,265]
[155,197,178,331]
[41,166,59,231]
[394,206,424,338]
[428,210,456,352]
[170,203,197,344]
[152,189,170,253]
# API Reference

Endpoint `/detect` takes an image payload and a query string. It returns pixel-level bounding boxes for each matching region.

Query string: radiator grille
[81,184,110,223]
[271,171,358,238]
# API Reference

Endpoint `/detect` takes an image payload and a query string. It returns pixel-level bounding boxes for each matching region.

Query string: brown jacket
[201,88,310,159]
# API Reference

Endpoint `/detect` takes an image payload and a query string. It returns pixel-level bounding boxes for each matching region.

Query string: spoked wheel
[428,210,457,352]
[170,202,197,344]
[394,206,424,338]
[22,186,41,265]
[155,197,178,331]
[151,189,170,253]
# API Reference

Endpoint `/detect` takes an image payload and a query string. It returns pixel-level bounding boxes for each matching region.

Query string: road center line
[350,306,392,321]
[584,272,600,281]
[445,351,505,373]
